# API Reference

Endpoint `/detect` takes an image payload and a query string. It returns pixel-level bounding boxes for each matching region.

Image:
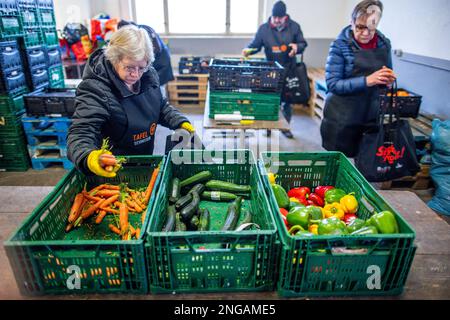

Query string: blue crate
[30,157,73,170]
[22,115,71,132]
[25,130,67,146]
[28,144,67,159]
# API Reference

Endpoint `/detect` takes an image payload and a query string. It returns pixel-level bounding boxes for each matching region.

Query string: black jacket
[67,48,188,174]
[247,16,308,66]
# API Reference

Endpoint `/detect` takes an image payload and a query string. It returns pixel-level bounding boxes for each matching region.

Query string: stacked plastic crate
[208,58,284,121]
[0,1,30,171]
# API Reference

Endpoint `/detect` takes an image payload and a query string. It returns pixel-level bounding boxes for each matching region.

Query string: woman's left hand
[180,122,195,133]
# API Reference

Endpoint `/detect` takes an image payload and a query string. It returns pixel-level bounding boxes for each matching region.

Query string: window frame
[132,0,265,36]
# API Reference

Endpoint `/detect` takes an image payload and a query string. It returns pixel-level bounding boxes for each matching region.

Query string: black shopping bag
[282,57,311,104]
[355,82,420,182]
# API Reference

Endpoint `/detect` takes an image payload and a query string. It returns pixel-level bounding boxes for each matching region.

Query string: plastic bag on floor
[428,119,450,215]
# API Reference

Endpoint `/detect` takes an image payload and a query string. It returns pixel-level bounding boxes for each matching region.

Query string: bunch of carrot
[66,164,160,240]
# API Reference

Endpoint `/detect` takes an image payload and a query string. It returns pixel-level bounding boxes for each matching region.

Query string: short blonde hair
[105,25,154,66]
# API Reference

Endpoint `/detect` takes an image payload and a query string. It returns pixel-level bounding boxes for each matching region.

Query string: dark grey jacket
[67,48,188,174]
[247,15,307,66]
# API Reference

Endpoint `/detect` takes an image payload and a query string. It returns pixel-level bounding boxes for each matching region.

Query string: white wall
[265,0,349,38]
[53,0,91,31]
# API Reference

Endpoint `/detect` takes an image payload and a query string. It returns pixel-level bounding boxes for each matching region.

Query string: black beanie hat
[272,1,287,17]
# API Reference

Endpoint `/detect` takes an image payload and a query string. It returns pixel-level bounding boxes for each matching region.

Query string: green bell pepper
[324,188,346,204]
[367,210,399,234]
[288,225,314,237]
[346,218,366,233]
[287,206,310,230]
[272,184,290,209]
[306,205,323,223]
[350,226,378,235]
[318,217,348,235]
[290,201,306,210]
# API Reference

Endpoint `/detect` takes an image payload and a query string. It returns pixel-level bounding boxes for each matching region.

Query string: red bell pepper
[307,199,315,206]
[288,187,310,199]
[314,185,335,199]
[280,208,289,217]
[344,213,358,225]
[281,214,289,228]
[294,196,308,206]
[308,192,324,207]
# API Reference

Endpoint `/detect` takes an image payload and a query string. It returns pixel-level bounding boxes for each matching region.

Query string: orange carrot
[126,199,142,213]
[135,228,141,239]
[81,199,105,220]
[96,189,120,198]
[119,202,129,236]
[131,192,145,211]
[68,193,85,223]
[103,184,120,190]
[129,225,136,237]
[102,207,120,215]
[99,154,117,166]
[143,166,160,205]
[100,195,119,209]
[82,190,102,202]
[108,224,121,235]
[95,210,108,224]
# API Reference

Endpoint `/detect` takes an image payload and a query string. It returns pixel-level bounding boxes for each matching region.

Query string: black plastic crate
[0,40,22,71]
[23,45,47,69]
[45,45,61,67]
[380,88,422,118]
[209,58,284,93]
[27,66,49,91]
[24,88,76,117]
[0,0,19,15]
[0,67,28,95]
[178,56,211,74]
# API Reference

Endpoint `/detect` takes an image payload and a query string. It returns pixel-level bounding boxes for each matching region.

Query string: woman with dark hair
[320,0,396,157]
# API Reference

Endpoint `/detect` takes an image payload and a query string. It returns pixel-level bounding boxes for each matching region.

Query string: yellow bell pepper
[322,202,345,220]
[290,197,300,203]
[308,224,319,235]
[340,193,358,214]
[268,172,276,184]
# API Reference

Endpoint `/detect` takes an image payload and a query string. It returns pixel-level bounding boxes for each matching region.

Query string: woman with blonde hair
[68,25,193,177]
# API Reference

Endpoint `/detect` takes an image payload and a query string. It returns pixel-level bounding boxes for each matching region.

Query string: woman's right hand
[366,66,396,87]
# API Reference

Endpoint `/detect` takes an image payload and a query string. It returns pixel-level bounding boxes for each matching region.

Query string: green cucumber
[169,178,181,204]
[237,211,252,228]
[222,197,242,231]
[201,191,237,201]
[206,180,251,193]
[175,193,193,210]
[175,212,186,232]
[162,205,176,232]
[180,192,200,221]
[198,208,210,231]
[180,171,212,188]
[188,183,205,195]
[188,216,200,231]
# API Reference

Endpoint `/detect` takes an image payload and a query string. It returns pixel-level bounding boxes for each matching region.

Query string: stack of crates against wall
[208,59,284,121]
[0,0,23,40]
[258,152,416,297]
[167,73,208,108]
[4,155,164,295]
[21,113,74,170]
[0,39,28,96]
[146,149,280,294]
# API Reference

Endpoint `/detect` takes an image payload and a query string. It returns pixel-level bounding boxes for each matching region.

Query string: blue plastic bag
[428,119,450,215]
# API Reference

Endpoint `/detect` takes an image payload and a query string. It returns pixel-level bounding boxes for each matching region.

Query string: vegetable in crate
[288,187,310,199]
[88,138,126,178]
[286,206,310,230]
[198,208,210,231]
[324,188,346,204]
[180,192,201,222]
[288,225,314,237]
[308,193,324,207]
[201,191,237,201]
[346,218,366,233]
[290,199,306,209]
[322,202,345,220]
[314,185,334,199]
[188,216,200,231]
[272,184,290,209]
[175,212,187,232]
[222,197,243,231]
[162,205,177,232]
[350,226,378,235]
[175,193,193,210]
[169,178,181,203]
[188,183,205,195]
[344,213,358,225]
[318,217,348,235]
[205,180,251,194]
[180,171,212,188]
[367,210,399,234]
[340,193,358,214]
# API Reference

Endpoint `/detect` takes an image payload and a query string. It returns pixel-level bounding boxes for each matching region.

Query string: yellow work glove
[87,150,118,178]
[180,122,195,133]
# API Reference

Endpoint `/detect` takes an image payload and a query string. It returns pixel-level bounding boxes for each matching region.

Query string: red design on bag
[376,145,405,164]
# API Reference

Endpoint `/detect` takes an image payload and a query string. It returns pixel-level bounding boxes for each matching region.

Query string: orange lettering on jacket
[133,131,148,141]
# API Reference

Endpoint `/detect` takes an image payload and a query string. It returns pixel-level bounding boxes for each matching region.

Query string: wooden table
[0,187,449,300]
[203,92,290,148]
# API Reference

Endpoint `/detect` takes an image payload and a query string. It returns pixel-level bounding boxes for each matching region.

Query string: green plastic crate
[41,27,58,46]
[4,155,165,295]
[37,8,55,27]
[0,135,28,154]
[0,94,25,114]
[48,64,64,85]
[0,15,22,38]
[259,152,416,297]
[19,8,38,28]
[49,79,64,88]
[21,28,43,47]
[146,149,280,294]
[209,91,280,121]
[0,111,25,136]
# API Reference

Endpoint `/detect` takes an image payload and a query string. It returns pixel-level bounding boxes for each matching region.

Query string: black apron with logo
[111,86,161,156]
[320,43,389,157]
